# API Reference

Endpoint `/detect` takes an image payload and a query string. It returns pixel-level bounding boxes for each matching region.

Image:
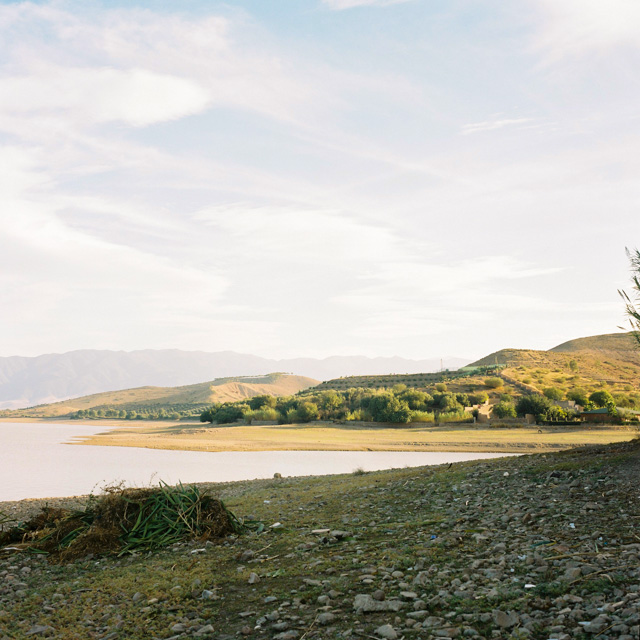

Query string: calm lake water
[0,422,514,501]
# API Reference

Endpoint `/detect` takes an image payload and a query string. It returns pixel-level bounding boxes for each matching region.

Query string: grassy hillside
[314,367,501,392]
[469,332,640,402]
[550,331,640,355]
[3,373,319,419]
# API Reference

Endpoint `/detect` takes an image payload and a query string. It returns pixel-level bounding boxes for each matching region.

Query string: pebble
[1,439,639,640]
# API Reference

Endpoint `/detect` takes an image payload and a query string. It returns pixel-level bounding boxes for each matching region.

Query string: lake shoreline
[70,419,637,454]
[2,415,637,453]
[2,438,639,639]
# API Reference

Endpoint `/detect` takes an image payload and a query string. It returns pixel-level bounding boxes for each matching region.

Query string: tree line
[199,384,493,425]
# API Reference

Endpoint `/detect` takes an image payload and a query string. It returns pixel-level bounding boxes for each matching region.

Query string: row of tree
[199,386,494,425]
[492,389,624,422]
[70,406,204,420]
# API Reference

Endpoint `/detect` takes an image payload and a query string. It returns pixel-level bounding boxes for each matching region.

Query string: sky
[0,0,639,361]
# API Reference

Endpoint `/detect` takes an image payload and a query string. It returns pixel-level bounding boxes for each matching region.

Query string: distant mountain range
[0,349,470,409]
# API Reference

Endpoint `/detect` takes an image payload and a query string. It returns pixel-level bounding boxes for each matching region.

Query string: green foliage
[244,407,278,423]
[566,388,589,406]
[432,392,464,413]
[483,377,503,389]
[568,359,579,372]
[198,376,520,426]
[400,389,431,410]
[492,401,516,419]
[368,392,412,423]
[437,409,473,423]
[613,393,638,408]
[589,390,615,408]
[200,403,246,424]
[515,394,553,421]
[293,401,320,423]
[619,247,640,347]
[434,383,447,392]
[543,387,564,401]
[468,391,488,405]
[249,395,277,410]
[543,405,569,421]
[409,410,435,423]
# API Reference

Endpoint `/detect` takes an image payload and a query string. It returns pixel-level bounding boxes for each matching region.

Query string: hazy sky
[1,0,638,360]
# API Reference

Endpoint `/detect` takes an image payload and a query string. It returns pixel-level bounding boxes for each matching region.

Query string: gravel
[1,438,639,639]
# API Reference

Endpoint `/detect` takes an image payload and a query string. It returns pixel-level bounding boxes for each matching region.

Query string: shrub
[244,407,278,423]
[543,405,569,421]
[515,394,553,421]
[369,393,412,423]
[437,409,472,423]
[286,402,320,423]
[213,405,246,424]
[432,393,463,412]
[249,395,277,410]
[493,401,517,419]
[468,392,489,405]
[409,410,435,423]
[434,383,447,392]
[400,389,431,410]
[567,388,589,406]
[484,377,503,389]
[543,387,564,401]
[589,390,615,408]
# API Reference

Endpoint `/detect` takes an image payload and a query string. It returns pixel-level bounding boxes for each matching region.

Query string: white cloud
[194,202,562,354]
[0,1,633,360]
[460,118,534,135]
[0,145,229,355]
[0,4,335,133]
[533,0,640,58]
[0,67,210,127]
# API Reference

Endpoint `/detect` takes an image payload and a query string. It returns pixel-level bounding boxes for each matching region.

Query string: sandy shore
[64,420,639,453]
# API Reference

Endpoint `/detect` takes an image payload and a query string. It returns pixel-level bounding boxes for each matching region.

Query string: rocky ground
[1,439,639,640]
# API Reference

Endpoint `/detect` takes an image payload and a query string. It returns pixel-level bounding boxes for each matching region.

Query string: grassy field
[73,420,640,453]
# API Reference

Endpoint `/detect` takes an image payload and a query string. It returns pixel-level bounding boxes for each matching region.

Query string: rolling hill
[469,332,640,398]
[0,350,469,410]
[6,373,319,418]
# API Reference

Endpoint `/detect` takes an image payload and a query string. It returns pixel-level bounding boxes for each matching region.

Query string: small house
[578,407,617,424]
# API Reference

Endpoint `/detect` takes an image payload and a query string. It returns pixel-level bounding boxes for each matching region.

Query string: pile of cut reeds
[0,483,241,560]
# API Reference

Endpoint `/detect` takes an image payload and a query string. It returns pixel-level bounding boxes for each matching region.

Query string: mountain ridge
[0,349,469,409]
[7,373,320,418]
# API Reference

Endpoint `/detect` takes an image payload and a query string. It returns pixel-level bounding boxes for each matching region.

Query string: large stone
[413,571,430,586]
[353,594,403,613]
[375,624,398,639]
[317,612,336,625]
[25,627,55,638]
[493,610,519,628]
